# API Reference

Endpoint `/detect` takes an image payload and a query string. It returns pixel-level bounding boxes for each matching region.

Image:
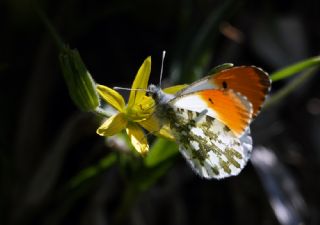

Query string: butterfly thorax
[148,84,176,126]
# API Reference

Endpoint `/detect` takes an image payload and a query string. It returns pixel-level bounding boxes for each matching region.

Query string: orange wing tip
[210,65,271,118]
[248,65,272,117]
[250,65,272,91]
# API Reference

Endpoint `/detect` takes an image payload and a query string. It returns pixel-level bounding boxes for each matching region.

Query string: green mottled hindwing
[166,106,252,179]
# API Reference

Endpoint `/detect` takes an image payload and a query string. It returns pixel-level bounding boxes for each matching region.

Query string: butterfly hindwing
[165,106,252,179]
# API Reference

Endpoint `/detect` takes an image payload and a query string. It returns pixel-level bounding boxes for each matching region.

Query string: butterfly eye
[146,91,152,97]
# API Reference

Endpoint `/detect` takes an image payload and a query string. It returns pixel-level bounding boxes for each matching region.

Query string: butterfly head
[147,84,165,103]
[147,84,174,105]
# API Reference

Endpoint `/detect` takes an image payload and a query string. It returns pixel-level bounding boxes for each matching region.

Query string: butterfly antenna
[159,50,166,88]
[113,87,146,92]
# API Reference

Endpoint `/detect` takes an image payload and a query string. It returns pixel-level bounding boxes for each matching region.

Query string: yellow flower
[96,57,183,155]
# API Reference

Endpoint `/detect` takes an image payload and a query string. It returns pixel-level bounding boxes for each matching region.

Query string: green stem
[265,66,319,108]
[113,184,140,225]
[33,3,64,50]
[270,56,320,82]
[94,107,112,118]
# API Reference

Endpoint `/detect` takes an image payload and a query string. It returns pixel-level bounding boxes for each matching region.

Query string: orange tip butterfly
[148,62,271,179]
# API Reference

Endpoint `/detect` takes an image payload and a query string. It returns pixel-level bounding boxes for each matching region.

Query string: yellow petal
[97,113,127,136]
[139,114,175,141]
[128,57,151,108]
[163,84,188,94]
[139,114,160,132]
[126,123,149,155]
[96,85,125,112]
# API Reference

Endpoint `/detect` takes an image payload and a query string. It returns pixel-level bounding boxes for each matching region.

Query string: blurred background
[1,0,320,224]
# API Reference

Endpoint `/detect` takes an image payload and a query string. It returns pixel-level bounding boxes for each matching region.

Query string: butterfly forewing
[171,89,253,137]
[178,66,271,118]
[166,106,252,179]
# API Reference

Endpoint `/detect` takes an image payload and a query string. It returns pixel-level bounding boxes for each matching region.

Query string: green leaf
[144,138,179,168]
[270,56,320,82]
[59,46,100,111]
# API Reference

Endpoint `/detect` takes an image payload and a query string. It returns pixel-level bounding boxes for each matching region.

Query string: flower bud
[59,46,99,111]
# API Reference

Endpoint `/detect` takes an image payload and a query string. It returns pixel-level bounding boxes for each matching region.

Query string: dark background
[1,0,320,224]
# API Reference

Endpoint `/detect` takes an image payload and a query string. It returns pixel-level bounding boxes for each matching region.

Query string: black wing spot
[222,81,228,89]
[208,98,214,104]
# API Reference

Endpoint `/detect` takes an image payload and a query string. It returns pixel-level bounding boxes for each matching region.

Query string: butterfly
[148,65,271,179]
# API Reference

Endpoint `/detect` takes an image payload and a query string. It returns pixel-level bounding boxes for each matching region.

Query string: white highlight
[207,151,219,166]
[190,141,200,150]
[190,127,205,137]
